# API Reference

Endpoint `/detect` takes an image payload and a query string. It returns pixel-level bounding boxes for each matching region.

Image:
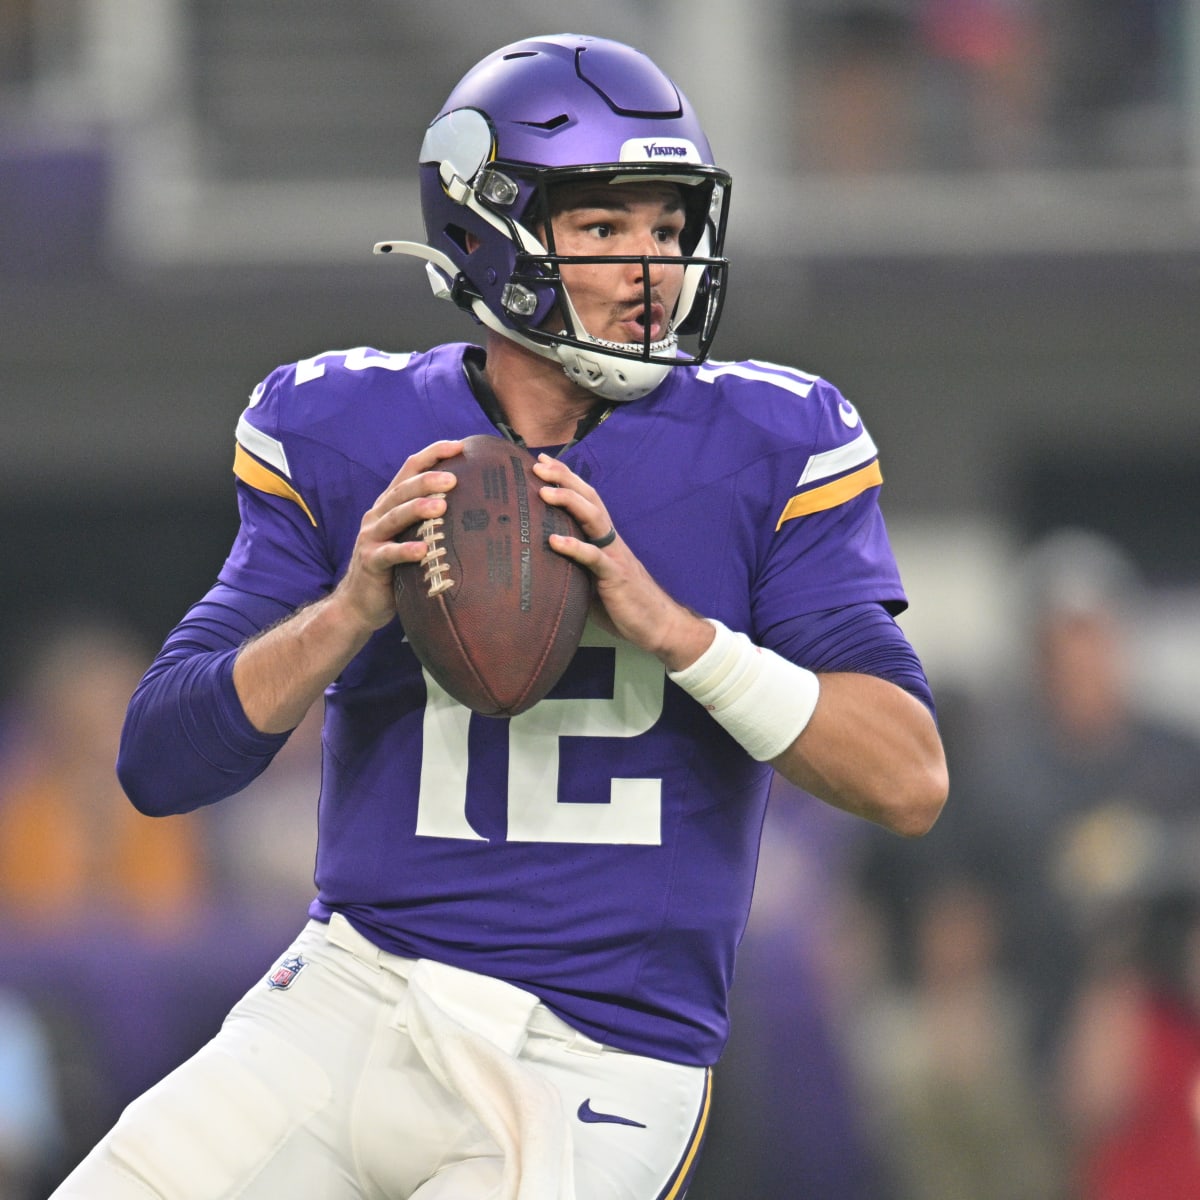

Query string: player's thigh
[51,924,396,1200]
[50,1018,337,1199]
[528,1036,711,1200]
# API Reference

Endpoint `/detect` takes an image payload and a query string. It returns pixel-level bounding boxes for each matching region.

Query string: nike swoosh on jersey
[577,1099,647,1128]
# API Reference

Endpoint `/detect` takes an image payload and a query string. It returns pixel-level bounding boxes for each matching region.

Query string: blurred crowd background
[3,2,1200,1197]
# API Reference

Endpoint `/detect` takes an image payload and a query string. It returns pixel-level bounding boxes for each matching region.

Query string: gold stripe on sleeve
[775,460,883,531]
[232,443,318,527]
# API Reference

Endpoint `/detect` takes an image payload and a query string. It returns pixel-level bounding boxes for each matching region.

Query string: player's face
[545,181,687,346]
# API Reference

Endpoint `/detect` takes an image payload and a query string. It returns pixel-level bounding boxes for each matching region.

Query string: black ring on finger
[585,526,617,549]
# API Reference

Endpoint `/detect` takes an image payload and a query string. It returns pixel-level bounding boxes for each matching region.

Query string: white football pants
[51,915,711,1199]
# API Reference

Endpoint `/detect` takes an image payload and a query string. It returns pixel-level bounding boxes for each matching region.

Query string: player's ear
[464,232,480,253]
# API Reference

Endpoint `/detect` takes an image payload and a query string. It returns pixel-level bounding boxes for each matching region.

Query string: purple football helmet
[375,33,731,401]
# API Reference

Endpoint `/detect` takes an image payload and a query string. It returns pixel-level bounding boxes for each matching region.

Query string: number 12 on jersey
[416,626,666,845]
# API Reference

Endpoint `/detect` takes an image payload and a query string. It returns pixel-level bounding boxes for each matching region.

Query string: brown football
[393,434,591,716]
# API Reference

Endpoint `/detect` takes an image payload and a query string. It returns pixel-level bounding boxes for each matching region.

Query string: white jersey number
[416,625,665,845]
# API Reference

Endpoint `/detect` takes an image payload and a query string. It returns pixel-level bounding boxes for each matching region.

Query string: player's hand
[332,440,464,633]
[533,455,714,671]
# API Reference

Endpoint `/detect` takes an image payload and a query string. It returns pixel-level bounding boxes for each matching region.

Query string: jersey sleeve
[117,586,296,816]
[749,376,908,645]
[218,365,339,609]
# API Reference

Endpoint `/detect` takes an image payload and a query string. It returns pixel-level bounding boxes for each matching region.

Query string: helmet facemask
[496,164,730,396]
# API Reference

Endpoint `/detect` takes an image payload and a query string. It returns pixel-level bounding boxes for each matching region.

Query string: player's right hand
[331,440,464,633]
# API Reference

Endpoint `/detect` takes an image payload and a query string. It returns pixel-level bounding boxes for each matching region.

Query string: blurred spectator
[851,875,1065,1199]
[946,528,1200,1063]
[0,616,222,1187]
[853,527,1200,1194]
[789,0,1051,173]
[0,617,211,931]
[0,987,65,1200]
[1057,882,1200,1198]
[791,2,923,173]
[788,0,1186,172]
[1047,0,1184,166]
[918,0,1050,168]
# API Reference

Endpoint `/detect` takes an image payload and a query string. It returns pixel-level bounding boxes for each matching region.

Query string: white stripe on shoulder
[747,359,820,384]
[696,361,817,398]
[236,413,292,478]
[797,427,878,487]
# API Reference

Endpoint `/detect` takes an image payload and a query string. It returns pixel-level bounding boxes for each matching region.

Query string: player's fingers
[372,467,456,522]
[536,473,613,547]
[370,440,464,511]
[540,489,617,556]
[532,454,603,506]
[546,531,621,577]
[355,493,447,580]
[367,535,429,571]
[379,492,447,543]
[397,439,465,482]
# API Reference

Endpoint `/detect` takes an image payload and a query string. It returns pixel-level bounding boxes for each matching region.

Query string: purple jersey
[218,342,907,1066]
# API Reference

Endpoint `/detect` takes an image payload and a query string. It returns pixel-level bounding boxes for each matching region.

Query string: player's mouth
[621,301,667,344]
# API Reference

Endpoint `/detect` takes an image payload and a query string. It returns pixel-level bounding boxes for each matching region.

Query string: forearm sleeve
[774,601,937,719]
[117,585,297,816]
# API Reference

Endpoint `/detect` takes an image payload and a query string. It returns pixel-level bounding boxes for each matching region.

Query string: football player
[54,33,947,1200]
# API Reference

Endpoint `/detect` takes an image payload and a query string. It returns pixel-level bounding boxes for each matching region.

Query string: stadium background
[2,2,1200,1197]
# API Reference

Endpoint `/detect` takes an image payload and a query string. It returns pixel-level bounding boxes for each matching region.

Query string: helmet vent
[516,113,570,131]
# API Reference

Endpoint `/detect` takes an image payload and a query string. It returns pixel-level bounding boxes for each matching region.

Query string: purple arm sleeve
[117,585,299,816]
[776,601,936,719]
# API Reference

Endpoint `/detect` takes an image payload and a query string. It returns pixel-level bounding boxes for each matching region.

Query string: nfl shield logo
[267,954,307,991]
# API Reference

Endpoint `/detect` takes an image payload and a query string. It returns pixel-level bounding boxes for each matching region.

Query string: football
[393,434,591,716]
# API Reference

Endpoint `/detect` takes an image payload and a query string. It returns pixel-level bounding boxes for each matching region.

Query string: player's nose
[629,238,667,282]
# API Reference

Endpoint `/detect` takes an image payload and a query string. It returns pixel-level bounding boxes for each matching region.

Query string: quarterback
[55,33,947,1200]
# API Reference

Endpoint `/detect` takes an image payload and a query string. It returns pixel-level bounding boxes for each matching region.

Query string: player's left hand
[533,455,713,671]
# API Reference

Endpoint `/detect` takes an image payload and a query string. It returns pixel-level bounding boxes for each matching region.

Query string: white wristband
[668,619,820,762]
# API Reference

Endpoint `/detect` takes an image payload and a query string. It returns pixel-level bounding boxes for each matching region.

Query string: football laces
[416,502,454,596]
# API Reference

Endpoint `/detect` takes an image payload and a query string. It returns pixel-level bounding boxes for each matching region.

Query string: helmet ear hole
[445,224,472,253]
